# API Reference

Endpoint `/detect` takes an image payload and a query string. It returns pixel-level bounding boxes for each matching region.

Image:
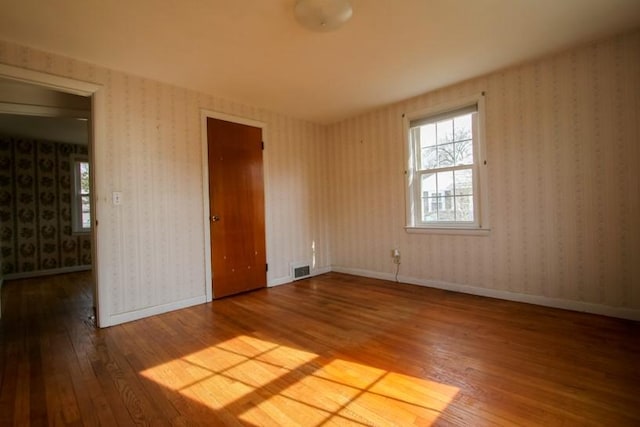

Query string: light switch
[112,191,122,205]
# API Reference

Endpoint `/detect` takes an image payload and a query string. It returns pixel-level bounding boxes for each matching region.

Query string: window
[405,94,488,232]
[71,157,91,233]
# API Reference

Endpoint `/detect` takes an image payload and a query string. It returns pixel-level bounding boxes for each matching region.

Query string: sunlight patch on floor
[140,335,459,425]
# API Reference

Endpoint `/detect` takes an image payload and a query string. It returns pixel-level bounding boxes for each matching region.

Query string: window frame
[71,155,91,234]
[404,93,490,235]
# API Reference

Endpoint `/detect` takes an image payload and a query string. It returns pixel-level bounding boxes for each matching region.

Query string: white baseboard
[331,266,640,321]
[82,263,640,327]
[268,266,332,288]
[309,266,332,281]
[106,266,332,327]
[104,295,207,327]
[268,276,292,288]
[332,266,395,282]
[4,265,92,280]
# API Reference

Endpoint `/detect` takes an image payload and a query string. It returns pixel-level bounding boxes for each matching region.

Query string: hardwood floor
[0,272,638,426]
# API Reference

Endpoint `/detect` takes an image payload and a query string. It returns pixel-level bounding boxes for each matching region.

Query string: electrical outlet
[112,191,122,205]
[391,248,401,264]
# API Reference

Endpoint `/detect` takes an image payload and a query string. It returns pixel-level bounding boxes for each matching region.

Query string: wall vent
[291,263,311,281]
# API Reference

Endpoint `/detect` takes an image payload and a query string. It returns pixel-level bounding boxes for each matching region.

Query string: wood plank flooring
[0,272,639,426]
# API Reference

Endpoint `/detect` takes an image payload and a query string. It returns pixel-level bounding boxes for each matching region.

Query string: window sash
[414,166,477,226]
[407,99,483,229]
[72,158,91,233]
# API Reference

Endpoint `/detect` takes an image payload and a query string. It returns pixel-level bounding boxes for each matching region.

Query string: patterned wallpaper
[0,39,330,325]
[1,30,637,324]
[0,137,91,275]
[327,31,640,312]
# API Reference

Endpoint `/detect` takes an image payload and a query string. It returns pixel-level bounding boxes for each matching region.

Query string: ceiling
[0,114,89,145]
[0,0,639,124]
[0,78,90,144]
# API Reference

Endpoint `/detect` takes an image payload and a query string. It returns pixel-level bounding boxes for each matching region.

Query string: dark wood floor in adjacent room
[0,272,638,426]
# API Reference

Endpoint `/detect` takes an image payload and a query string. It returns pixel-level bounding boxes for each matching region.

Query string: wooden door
[207,118,266,298]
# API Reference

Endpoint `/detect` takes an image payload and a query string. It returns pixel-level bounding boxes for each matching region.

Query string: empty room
[0,0,639,425]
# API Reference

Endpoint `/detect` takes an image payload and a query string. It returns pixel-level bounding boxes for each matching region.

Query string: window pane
[441,196,455,218]
[455,195,474,221]
[455,140,473,165]
[419,124,436,147]
[425,212,437,222]
[437,202,455,221]
[437,143,455,167]
[436,119,453,144]
[421,147,437,170]
[423,198,437,221]
[454,169,473,195]
[437,171,454,193]
[81,195,91,210]
[453,114,472,141]
[82,212,91,229]
[80,162,90,195]
[80,161,89,175]
[81,195,91,228]
[421,173,437,195]
[72,159,91,232]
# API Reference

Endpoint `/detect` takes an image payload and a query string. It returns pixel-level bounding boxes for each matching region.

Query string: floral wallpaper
[0,136,91,275]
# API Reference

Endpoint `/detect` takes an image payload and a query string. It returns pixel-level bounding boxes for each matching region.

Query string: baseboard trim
[331,266,640,321]
[268,276,291,288]
[4,265,92,280]
[107,267,333,327]
[332,266,394,282]
[268,266,332,288]
[105,295,208,327]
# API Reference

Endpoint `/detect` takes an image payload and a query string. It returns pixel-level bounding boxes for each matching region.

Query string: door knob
[211,215,220,222]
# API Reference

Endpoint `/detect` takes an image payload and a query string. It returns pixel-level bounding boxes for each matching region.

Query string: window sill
[405,226,491,236]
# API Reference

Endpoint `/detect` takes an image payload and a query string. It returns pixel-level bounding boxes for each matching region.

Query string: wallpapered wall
[327,31,640,313]
[1,30,637,324]
[0,40,331,326]
[0,137,92,275]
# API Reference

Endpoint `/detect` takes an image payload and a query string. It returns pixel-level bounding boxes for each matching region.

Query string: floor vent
[292,264,311,281]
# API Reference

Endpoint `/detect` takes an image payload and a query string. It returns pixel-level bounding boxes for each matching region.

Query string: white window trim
[403,93,490,234]
[71,155,91,234]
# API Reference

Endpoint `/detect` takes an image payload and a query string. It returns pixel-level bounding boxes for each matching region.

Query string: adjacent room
[0,0,639,425]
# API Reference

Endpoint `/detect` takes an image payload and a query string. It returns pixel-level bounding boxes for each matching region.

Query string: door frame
[0,63,107,326]
[199,109,268,302]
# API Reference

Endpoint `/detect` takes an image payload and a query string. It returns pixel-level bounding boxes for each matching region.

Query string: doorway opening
[0,67,101,324]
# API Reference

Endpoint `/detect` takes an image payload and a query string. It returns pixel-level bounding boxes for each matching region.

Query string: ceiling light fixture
[294,0,353,32]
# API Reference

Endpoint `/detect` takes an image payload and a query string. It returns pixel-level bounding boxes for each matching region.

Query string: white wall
[326,31,640,319]
[0,40,331,326]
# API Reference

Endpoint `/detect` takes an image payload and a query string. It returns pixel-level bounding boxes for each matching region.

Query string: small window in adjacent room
[405,93,489,233]
[72,157,91,233]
